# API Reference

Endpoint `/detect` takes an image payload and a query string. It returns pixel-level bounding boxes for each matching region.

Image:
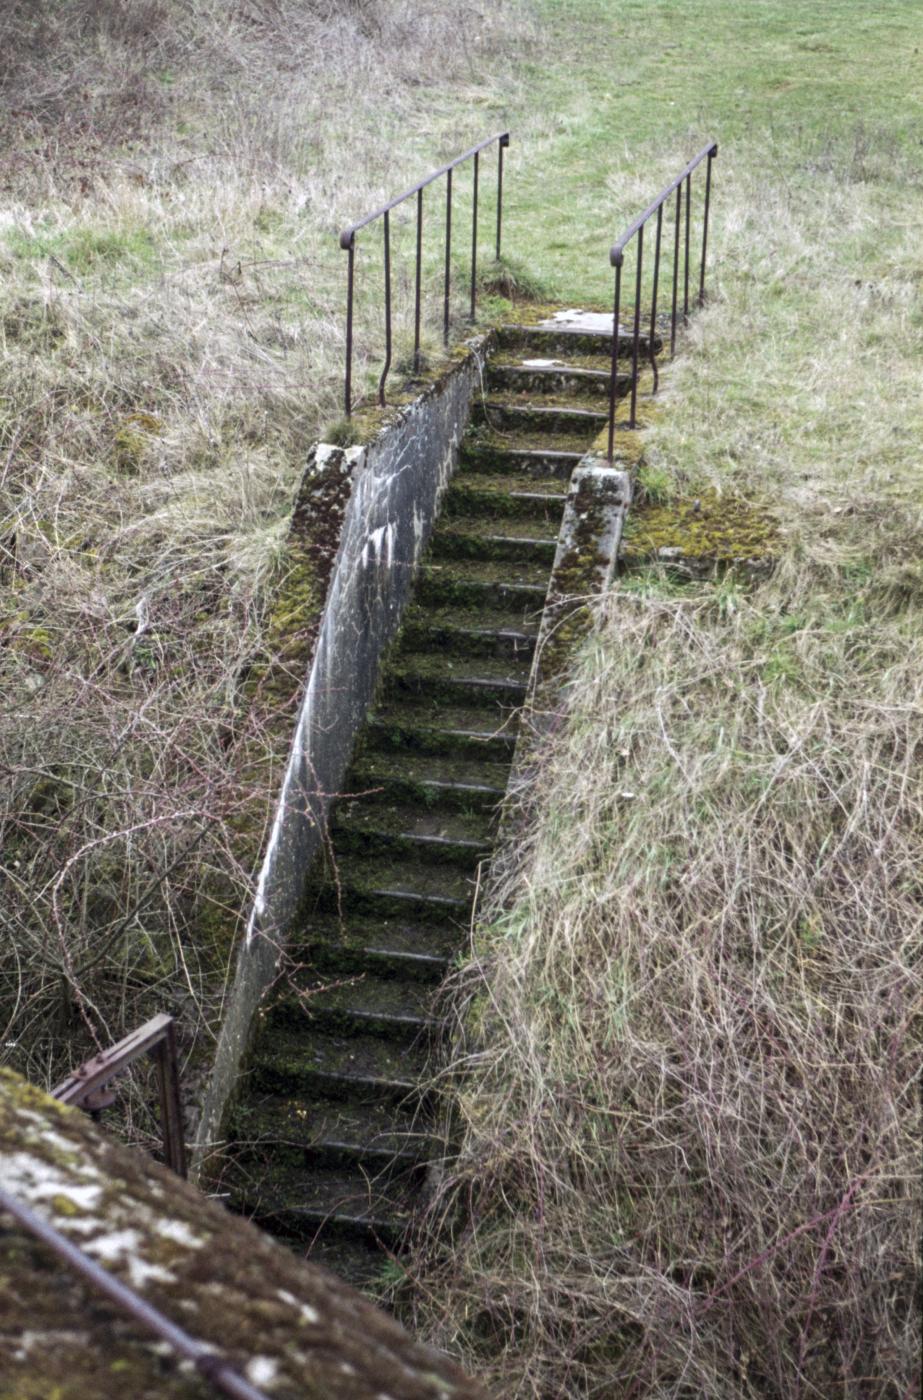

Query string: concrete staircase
[225,316,642,1286]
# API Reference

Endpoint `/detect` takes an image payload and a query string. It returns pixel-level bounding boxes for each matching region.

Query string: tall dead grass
[408,142,922,1396]
[0,0,533,1105]
[413,564,922,1396]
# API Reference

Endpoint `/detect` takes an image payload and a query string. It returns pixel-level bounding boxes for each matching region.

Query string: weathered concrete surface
[505,456,631,801]
[529,456,632,697]
[194,338,489,1169]
[0,1069,487,1400]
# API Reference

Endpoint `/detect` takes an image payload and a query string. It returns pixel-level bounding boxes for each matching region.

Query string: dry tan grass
[0,0,534,1103]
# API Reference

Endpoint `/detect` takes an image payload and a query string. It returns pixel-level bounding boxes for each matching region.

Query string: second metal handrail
[339,131,510,416]
[53,1012,187,1177]
[607,140,718,455]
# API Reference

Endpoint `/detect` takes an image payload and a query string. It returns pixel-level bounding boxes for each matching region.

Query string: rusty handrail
[53,1012,187,1177]
[0,1185,270,1400]
[339,131,510,416]
[607,141,718,456]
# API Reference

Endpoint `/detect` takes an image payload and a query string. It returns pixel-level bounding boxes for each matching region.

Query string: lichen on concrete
[0,1069,486,1399]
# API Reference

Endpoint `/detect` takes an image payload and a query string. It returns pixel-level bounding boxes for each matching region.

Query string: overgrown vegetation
[404,1,923,1395]
[0,0,532,1118]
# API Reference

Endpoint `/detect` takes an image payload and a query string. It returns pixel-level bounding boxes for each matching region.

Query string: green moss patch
[622,489,779,565]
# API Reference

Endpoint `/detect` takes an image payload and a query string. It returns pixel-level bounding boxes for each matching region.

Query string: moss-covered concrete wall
[0,1069,486,1399]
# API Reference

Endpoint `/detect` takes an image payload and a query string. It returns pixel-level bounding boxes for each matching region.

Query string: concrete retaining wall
[193,338,490,1167]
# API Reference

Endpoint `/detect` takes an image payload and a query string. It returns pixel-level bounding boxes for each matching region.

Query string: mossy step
[300,1235,386,1290]
[227,1160,413,1245]
[460,429,592,468]
[268,972,433,1040]
[230,1094,431,1170]
[417,557,549,611]
[385,651,530,711]
[486,361,631,400]
[331,802,491,868]
[305,852,474,919]
[496,323,661,357]
[473,399,608,438]
[399,615,537,662]
[444,474,567,522]
[350,746,510,803]
[289,911,459,981]
[249,1026,428,1101]
[428,523,557,567]
[402,598,542,636]
[348,750,509,817]
[458,441,584,480]
[363,703,517,764]
[336,798,492,844]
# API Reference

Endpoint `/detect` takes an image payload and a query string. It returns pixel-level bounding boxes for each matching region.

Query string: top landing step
[498,308,662,357]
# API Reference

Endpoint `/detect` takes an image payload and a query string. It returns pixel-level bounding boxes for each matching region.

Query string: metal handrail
[53,1013,187,1177]
[339,131,510,416]
[607,140,718,456]
[0,1185,270,1400]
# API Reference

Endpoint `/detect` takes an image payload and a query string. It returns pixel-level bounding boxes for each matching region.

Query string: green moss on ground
[622,489,779,564]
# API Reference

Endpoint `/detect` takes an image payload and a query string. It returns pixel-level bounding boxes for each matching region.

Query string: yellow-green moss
[622,488,779,563]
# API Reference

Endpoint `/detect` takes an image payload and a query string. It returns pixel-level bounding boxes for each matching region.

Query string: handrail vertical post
[378,210,392,406]
[629,225,644,429]
[607,258,622,464]
[444,167,452,344]
[414,188,423,373]
[344,240,354,417]
[649,203,663,393]
[154,1021,187,1178]
[671,182,681,357]
[699,146,715,306]
[470,150,479,322]
[495,135,507,260]
[683,172,691,322]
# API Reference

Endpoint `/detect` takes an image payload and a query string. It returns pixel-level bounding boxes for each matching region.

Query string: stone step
[429,520,558,566]
[350,750,512,817]
[444,473,567,522]
[399,613,537,662]
[496,317,662,358]
[486,359,631,401]
[384,650,530,711]
[268,972,434,1040]
[228,1160,414,1247]
[298,1235,388,1290]
[249,1027,429,1103]
[306,851,474,920]
[457,438,585,479]
[417,556,549,611]
[230,1095,431,1171]
[473,398,608,438]
[361,706,517,764]
[331,801,493,867]
[289,911,459,982]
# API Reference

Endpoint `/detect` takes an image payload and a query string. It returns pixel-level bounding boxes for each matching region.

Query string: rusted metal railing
[607,140,718,457]
[53,1012,187,1178]
[0,1185,270,1400]
[339,131,510,416]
